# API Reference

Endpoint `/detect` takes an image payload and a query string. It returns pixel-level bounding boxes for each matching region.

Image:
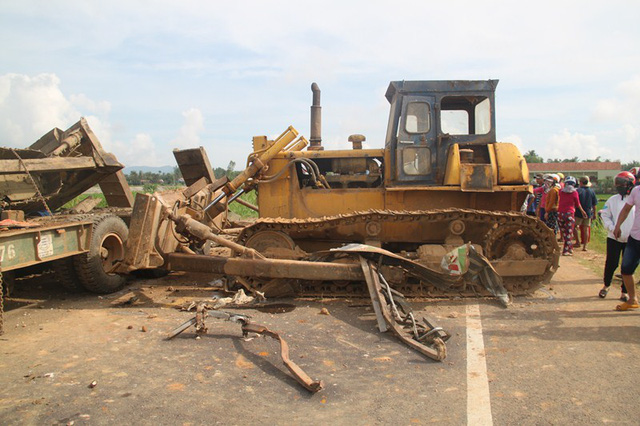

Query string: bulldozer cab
[385,80,498,185]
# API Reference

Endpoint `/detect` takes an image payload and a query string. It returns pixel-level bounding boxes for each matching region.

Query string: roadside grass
[229,190,258,218]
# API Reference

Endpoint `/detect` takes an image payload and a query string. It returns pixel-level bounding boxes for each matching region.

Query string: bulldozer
[120,79,559,299]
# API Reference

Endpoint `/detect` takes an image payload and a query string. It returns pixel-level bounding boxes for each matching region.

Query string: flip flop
[598,287,609,298]
[615,302,639,311]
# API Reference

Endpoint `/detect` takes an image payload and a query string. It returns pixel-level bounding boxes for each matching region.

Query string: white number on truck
[0,244,17,262]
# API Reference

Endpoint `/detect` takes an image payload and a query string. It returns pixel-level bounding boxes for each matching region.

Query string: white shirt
[600,193,635,243]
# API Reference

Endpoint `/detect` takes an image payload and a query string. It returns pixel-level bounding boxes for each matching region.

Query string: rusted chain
[11,149,53,217]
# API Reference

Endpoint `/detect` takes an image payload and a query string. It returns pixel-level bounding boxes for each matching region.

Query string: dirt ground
[1,252,639,425]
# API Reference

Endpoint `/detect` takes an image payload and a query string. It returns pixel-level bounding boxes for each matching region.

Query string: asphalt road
[0,253,638,425]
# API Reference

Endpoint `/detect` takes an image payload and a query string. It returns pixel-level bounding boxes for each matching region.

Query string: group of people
[526,172,595,256]
[524,167,640,311]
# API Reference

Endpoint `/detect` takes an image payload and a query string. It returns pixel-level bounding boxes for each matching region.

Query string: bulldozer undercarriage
[234,208,560,298]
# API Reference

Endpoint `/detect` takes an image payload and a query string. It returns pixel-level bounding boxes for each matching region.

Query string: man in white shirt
[599,188,635,301]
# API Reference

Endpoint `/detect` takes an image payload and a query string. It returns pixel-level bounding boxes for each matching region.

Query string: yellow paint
[281,148,385,160]
[494,143,528,184]
[444,144,461,185]
[487,144,498,184]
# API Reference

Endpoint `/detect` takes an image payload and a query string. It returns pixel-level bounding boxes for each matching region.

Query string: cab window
[440,96,491,135]
[405,102,430,133]
[402,146,431,175]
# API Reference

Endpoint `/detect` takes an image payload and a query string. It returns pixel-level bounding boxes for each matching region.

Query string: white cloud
[170,108,204,149]
[593,75,640,123]
[111,133,163,167]
[545,130,612,161]
[0,72,172,166]
[589,75,640,160]
[70,93,111,116]
[0,73,78,146]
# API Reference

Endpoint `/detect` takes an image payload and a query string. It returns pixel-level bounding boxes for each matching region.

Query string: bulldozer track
[236,208,560,298]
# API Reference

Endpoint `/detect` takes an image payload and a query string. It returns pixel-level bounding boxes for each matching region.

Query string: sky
[1,1,639,170]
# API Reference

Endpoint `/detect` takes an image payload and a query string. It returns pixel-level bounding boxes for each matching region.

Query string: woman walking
[557,176,586,256]
[543,174,560,234]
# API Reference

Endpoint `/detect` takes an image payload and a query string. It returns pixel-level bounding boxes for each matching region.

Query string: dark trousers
[604,237,628,293]
[544,211,558,235]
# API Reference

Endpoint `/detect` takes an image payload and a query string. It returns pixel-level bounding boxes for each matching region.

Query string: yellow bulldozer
[120,80,560,298]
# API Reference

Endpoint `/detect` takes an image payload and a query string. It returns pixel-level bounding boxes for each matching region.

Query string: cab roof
[385,80,499,103]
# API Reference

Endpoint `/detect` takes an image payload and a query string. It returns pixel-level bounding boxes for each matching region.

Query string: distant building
[528,161,621,184]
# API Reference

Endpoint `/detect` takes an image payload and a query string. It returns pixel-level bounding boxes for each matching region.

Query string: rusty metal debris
[167,303,324,393]
[359,256,449,362]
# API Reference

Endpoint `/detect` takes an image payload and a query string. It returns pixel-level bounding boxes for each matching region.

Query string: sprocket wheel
[244,230,296,257]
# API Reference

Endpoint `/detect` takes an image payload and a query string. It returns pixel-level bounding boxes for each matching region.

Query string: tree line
[125,161,240,186]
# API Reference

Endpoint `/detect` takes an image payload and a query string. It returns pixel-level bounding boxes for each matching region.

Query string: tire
[52,257,83,291]
[74,214,129,294]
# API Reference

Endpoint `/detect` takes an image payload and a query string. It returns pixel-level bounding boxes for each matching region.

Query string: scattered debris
[211,289,259,308]
[166,303,323,393]
[88,381,97,389]
[319,307,330,315]
[141,326,147,332]
[183,288,267,312]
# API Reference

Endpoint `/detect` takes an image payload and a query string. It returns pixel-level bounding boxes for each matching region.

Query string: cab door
[395,95,437,183]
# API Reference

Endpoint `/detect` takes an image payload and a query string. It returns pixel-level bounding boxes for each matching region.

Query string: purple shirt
[626,186,640,240]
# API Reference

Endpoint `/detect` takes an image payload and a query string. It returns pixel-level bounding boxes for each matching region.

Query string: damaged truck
[0,118,133,305]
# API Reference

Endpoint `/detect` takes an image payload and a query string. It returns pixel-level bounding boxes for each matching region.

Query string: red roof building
[528,162,621,183]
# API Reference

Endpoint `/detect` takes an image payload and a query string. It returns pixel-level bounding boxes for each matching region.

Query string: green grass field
[62,193,108,209]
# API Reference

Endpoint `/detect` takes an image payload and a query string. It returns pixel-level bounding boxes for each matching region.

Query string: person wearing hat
[575,176,597,251]
[543,174,560,234]
[558,176,587,255]
[525,173,545,216]
[535,174,549,221]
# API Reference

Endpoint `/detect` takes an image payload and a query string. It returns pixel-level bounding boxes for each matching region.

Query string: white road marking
[467,303,493,425]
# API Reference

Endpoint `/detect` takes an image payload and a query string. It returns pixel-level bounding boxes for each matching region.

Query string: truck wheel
[52,257,83,291]
[74,214,129,294]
